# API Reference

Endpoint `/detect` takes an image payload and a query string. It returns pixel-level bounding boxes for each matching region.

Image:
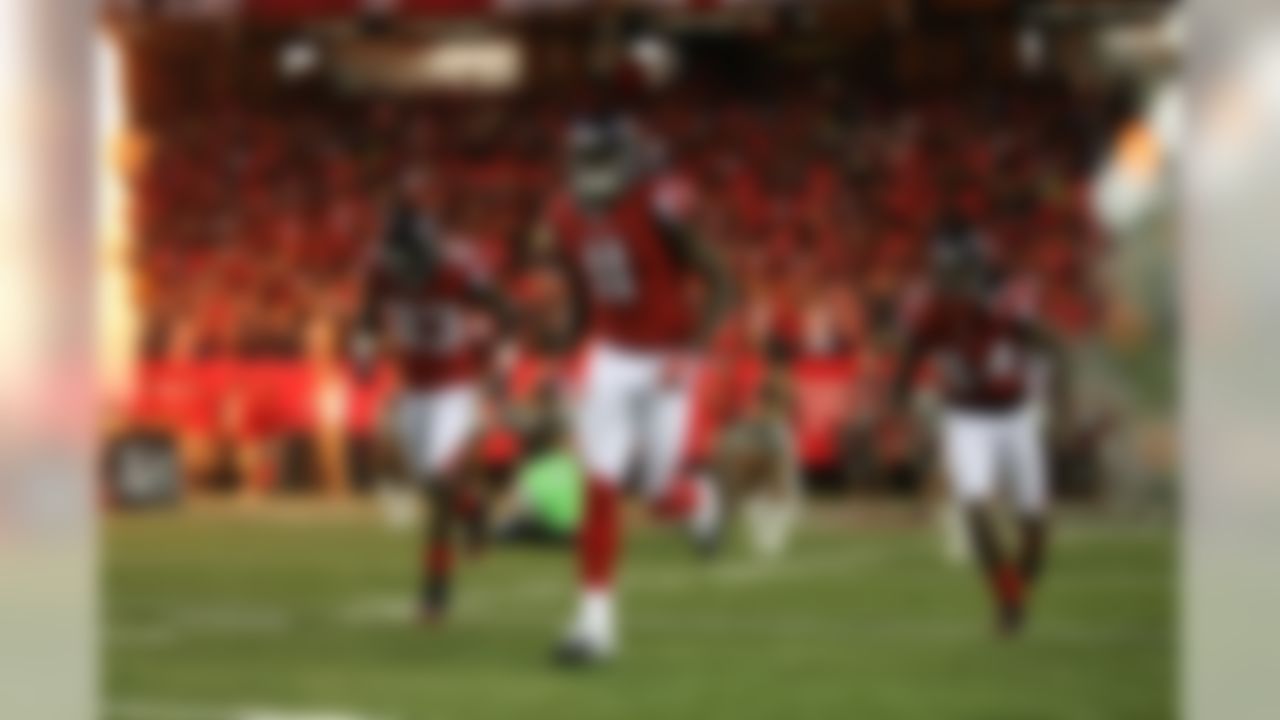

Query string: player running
[532,114,734,665]
[355,194,510,622]
[890,215,1070,636]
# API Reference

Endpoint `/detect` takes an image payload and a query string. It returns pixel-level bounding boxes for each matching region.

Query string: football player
[890,215,1070,635]
[708,364,802,560]
[532,114,734,665]
[355,194,511,622]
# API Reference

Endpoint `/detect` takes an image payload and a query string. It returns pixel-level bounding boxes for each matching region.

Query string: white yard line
[105,700,225,720]
[627,614,1164,645]
[109,546,1163,646]
[107,625,182,649]
[108,606,294,649]
[114,549,878,641]
[106,700,396,720]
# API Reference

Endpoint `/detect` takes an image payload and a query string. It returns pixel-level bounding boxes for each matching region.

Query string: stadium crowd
[113,78,1113,499]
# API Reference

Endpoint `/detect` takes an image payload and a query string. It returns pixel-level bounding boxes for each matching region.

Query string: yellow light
[96,30,137,406]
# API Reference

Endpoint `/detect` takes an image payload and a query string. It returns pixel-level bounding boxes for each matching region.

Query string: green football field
[105,506,1174,720]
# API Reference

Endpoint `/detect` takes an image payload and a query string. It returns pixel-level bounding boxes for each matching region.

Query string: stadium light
[96,30,139,409]
[416,35,523,91]
[278,35,322,81]
[336,32,524,93]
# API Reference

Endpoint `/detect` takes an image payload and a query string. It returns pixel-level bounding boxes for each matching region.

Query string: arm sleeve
[651,175,696,227]
[898,284,935,348]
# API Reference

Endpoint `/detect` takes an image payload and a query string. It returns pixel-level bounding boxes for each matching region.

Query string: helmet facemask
[567,117,640,208]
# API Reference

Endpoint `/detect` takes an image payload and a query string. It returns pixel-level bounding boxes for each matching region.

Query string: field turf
[106,506,1173,720]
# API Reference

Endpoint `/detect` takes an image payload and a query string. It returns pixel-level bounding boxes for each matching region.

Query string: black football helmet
[381,199,440,284]
[929,212,990,294]
[565,114,643,206]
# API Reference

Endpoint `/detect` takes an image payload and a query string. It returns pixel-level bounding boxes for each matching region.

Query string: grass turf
[105,508,1173,720]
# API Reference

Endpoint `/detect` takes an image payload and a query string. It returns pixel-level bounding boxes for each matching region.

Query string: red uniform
[905,278,1040,411]
[368,246,490,389]
[549,150,725,660]
[546,176,698,349]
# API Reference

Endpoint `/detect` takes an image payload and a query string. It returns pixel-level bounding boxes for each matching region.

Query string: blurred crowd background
[98,0,1178,509]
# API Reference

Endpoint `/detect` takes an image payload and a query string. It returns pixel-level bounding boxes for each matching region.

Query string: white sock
[690,474,722,541]
[573,588,616,651]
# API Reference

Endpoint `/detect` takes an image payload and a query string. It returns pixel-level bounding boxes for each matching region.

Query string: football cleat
[552,634,615,668]
[997,598,1027,637]
[419,581,450,625]
[689,473,726,560]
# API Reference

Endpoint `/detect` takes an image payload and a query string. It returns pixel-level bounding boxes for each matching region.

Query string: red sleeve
[544,193,576,249]
[541,194,590,291]
[650,174,697,226]
[441,242,493,297]
[899,284,937,348]
[364,263,391,310]
[1000,276,1041,325]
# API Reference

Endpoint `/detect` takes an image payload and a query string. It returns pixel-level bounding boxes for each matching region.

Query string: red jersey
[547,175,699,349]
[368,245,491,389]
[904,278,1040,411]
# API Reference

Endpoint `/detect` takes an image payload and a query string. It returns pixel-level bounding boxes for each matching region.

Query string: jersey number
[583,237,637,305]
[940,341,1022,390]
[389,303,464,355]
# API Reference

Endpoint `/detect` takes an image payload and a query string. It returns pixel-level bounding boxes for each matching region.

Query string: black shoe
[552,636,612,668]
[420,582,449,624]
[997,600,1026,637]
[694,527,723,560]
[689,476,726,561]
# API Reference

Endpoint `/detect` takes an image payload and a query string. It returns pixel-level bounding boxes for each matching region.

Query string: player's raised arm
[469,282,514,334]
[525,219,590,354]
[453,244,515,336]
[997,268,1074,439]
[1020,316,1074,443]
[654,199,735,347]
[352,199,424,372]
